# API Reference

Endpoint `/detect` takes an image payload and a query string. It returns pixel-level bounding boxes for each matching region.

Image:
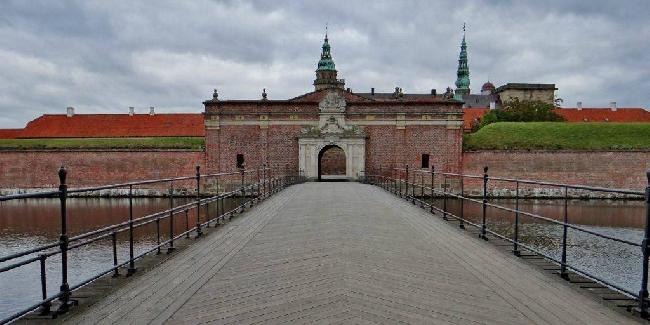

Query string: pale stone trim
[298,137,365,180]
[211,119,463,127]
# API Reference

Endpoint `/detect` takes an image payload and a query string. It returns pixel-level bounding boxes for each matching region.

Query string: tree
[475,98,564,130]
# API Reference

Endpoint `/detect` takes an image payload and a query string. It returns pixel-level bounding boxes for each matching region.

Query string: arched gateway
[318,145,346,180]
[298,91,366,180]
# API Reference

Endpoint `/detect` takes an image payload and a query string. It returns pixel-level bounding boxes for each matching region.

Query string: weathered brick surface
[463,150,650,192]
[0,150,204,189]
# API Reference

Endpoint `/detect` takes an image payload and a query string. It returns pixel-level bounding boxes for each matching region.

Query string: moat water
[0,196,646,319]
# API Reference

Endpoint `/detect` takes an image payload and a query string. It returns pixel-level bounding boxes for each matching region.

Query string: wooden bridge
[52,182,637,324]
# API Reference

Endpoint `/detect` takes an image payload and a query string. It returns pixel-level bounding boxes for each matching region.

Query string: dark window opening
[236,154,245,168]
[421,154,430,169]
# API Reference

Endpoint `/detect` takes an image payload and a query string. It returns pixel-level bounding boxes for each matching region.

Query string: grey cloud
[0,0,648,128]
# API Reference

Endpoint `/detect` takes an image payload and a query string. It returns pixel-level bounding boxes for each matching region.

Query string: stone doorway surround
[298,90,366,180]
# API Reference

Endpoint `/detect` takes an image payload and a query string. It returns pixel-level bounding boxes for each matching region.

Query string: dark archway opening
[318,145,346,181]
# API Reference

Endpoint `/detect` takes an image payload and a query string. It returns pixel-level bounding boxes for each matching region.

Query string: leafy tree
[475,98,564,130]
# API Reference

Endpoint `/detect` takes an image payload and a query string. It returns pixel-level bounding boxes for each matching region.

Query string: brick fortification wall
[462,151,650,196]
[0,150,204,193]
[204,89,464,180]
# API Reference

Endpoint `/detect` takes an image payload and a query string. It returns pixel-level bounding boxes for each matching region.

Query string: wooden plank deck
[64,182,639,324]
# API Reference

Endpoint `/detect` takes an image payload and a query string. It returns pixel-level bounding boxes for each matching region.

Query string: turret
[454,24,470,99]
[314,27,345,91]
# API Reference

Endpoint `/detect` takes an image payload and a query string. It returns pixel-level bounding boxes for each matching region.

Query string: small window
[421,154,430,169]
[236,154,245,168]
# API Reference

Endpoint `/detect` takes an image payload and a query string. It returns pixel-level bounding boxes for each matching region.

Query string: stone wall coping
[463,149,650,153]
[0,149,205,153]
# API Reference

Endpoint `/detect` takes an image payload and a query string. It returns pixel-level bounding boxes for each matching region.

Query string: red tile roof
[0,129,23,139]
[462,107,650,130]
[17,114,204,138]
[558,108,650,122]
[463,108,489,130]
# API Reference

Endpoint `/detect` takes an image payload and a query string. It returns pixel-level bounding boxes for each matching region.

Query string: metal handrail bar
[364,170,649,311]
[0,242,60,264]
[2,177,279,262]
[0,167,303,324]
[382,176,642,247]
[0,170,267,262]
[411,169,645,196]
[388,176,640,298]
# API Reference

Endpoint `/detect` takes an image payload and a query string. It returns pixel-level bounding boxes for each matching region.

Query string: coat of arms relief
[300,90,364,137]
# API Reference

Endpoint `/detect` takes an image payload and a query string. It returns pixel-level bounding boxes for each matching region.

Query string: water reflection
[427,197,645,296]
[0,197,240,320]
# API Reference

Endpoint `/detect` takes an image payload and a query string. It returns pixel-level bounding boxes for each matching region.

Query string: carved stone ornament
[318,91,346,112]
[320,116,346,134]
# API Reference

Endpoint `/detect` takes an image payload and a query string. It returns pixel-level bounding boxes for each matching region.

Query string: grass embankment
[0,137,204,150]
[464,122,650,151]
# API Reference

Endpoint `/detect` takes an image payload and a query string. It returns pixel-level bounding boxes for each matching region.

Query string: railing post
[512,181,520,255]
[459,175,465,229]
[257,167,261,203]
[195,165,203,237]
[111,232,119,277]
[430,166,435,213]
[215,175,221,225]
[637,170,650,318]
[57,166,73,313]
[127,184,136,275]
[420,172,424,206]
[405,165,409,199]
[443,175,448,221]
[378,164,384,187]
[240,168,246,211]
[480,166,488,241]
[262,164,266,198]
[155,217,161,254]
[167,181,175,253]
[38,254,51,315]
[185,209,190,238]
[560,186,569,280]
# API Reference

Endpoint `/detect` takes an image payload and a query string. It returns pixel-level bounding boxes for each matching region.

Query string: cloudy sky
[0,0,648,128]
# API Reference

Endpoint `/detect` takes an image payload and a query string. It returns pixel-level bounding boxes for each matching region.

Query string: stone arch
[298,138,365,180]
[318,144,346,181]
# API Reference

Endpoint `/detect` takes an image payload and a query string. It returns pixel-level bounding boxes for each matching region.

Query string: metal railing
[0,164,305,324]
[365,165,650,317]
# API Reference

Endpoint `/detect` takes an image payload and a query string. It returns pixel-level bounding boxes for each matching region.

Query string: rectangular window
[421,154,430,169]
[236,154,245,168]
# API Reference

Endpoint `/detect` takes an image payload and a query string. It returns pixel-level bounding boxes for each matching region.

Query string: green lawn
[464,122,650,150]
[0,137,204,150]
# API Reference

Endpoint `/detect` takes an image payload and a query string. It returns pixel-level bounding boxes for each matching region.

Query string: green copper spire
[317,26,336,71]
[455,23,470,99]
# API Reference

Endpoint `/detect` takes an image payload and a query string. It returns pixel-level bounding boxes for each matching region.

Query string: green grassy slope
[0,137,204,150]
[464,122,650,150]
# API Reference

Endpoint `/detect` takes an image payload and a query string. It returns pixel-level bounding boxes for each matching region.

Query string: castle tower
[454,24,470,99]
[314,28,345,91]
